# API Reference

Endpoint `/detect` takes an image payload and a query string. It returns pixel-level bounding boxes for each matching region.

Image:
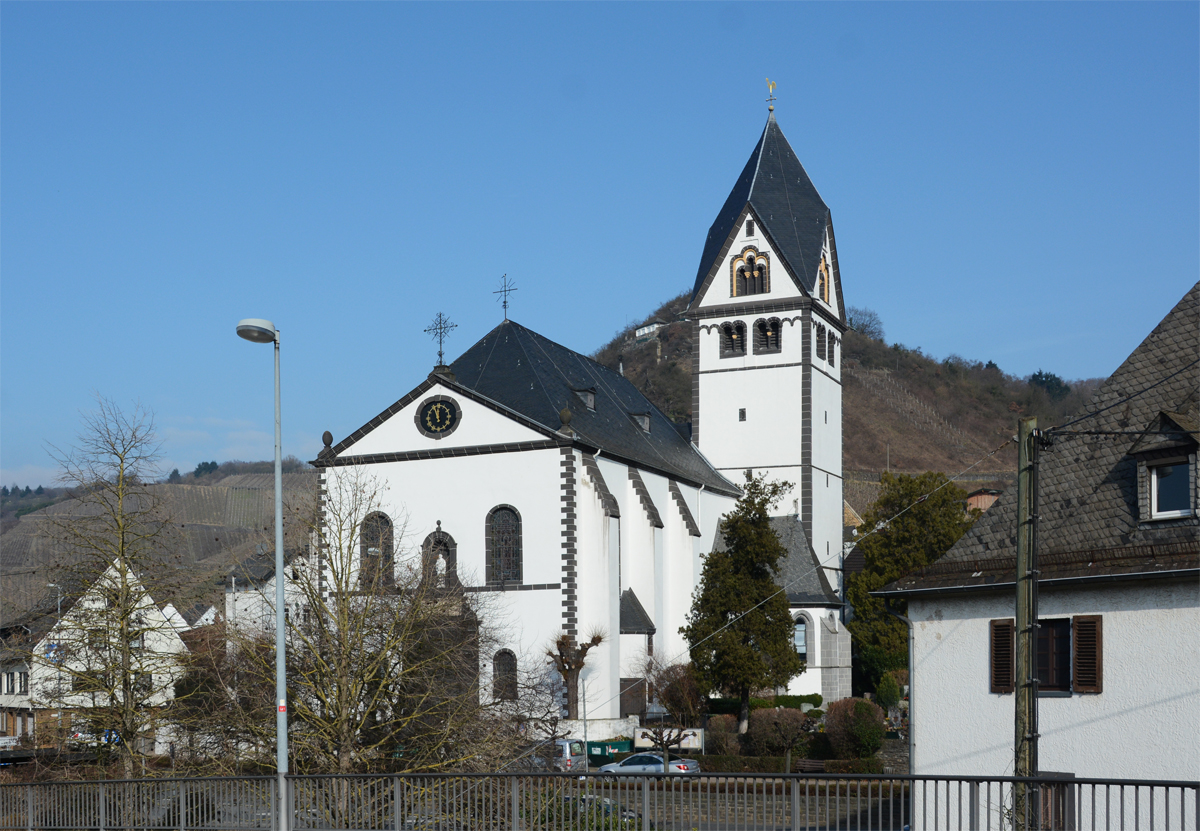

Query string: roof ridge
[746,114,772,195]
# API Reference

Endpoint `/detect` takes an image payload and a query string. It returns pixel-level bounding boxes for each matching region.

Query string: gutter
[872,567,1200,599]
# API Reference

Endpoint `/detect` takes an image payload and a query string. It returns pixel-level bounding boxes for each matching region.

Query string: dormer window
[573,388,596,411]
[1151,462,1192,519]
[630,412,651,433]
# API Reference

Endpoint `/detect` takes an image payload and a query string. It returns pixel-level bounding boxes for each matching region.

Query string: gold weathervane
[766,78,777,112]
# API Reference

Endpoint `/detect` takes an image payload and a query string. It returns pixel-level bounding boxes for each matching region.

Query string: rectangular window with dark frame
[1037,618,1072,692]
[991,615,1102,695]
[746,219,755,237]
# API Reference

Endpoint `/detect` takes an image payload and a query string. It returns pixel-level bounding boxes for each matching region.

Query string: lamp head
[237,319,278,344]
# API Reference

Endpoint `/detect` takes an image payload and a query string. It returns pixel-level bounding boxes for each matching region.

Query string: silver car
[598,752,700,775]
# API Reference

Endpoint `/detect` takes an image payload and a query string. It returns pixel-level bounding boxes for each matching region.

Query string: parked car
[519,738,587,772]
[598,752,700,775]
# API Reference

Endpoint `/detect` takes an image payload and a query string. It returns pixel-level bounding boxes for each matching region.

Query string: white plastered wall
[908,582,1200,780]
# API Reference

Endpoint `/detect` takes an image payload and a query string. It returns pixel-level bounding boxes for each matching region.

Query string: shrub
[699,755,791,774]
[706,697,773,716]
[705,714,740,755]
[774,693,822,711]
[875,674,901,711]
[744,708,811,757]
[887,668,909,688]
[806,708,824,719]
[824,758,884,774]
[824,698,885,759]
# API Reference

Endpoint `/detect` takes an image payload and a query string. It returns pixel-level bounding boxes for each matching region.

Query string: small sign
[278,701,287,713]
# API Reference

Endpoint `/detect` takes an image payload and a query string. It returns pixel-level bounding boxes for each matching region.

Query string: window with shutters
[990,615,1102,695]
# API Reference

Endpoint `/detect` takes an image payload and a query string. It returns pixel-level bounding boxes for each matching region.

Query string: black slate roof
[447,320,740,496]
[619,589,656,635]
[880,282,1200,596]
[690,113,831,301]
[713,515,841,607]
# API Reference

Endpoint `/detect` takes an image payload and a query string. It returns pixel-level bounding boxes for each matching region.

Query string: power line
[1051,359,1197,431]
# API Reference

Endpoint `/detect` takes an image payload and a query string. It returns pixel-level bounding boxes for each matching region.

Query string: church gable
[693,205,806,309]
[325,378,553,462]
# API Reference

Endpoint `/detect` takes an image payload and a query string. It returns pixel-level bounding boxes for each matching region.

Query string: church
[311,108,851,721]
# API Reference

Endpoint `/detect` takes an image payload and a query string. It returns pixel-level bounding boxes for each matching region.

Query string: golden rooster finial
[766,78,777,111]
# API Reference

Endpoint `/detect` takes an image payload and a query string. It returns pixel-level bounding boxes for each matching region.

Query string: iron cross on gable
[424,312,457,366]
[493,274,517,320]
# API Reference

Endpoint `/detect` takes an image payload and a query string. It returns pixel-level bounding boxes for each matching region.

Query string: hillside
[592,292,1101,511]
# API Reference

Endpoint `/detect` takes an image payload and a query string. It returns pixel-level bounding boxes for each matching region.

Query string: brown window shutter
[990,619,1015,694]
[1073,615,1103,693]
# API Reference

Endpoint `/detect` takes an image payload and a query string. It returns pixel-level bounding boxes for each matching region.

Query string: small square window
[1150,462,1192,519]
[738,408,746,422]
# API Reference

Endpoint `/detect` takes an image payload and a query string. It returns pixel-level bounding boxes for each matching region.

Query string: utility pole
[1014,416,1040,826]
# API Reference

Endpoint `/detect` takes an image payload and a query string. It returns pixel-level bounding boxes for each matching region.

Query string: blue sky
[2,2,1197,488]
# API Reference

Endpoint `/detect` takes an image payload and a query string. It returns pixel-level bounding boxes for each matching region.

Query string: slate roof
[690,113,831,300]
[444,320,741,496]
[619,589,655,635]
[713,515,841,607]
[880,283,1200,596]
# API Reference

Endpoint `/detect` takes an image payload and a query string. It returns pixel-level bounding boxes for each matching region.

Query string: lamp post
[235,318,287,821]
[47,583,62,749]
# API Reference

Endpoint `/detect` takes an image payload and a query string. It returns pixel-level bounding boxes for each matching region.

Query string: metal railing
[1,771,1195,830]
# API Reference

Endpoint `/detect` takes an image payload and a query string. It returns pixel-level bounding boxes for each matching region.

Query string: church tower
[687,110,846,583]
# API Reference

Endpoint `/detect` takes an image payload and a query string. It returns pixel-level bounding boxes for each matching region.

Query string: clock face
[416,396,460,439]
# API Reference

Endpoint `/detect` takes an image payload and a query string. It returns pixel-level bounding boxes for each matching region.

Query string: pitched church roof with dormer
[690,112,841,314]
[319,319,741,498]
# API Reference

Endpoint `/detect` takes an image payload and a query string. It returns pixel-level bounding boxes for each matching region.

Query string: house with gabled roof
[876,282,1199,781]
[311,109,852,724]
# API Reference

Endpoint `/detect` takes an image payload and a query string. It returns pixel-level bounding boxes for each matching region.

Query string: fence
[1,772,1196,831]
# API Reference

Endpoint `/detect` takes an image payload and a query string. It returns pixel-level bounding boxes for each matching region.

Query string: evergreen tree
[1,486,8,497]
[1029,369,1070,402]
[167,468,182,484]
[846,472,977,691]
[22,486,32,497]
[35,485,44,495]
[682,473,802,733]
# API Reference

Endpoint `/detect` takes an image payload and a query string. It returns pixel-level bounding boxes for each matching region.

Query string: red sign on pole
[278,704,287,713]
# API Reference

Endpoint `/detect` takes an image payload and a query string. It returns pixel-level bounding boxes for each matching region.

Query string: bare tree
[34,398,189,780]
[545,630,604,721]
[847,306,884,341]
[223,466,511,774]
[640,658,702,774]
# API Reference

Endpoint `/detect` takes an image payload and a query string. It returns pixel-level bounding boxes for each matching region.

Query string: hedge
[823,758,885,774]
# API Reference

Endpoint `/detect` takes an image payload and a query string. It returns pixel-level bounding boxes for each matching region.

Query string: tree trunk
[565,669,579,720]
[737,689,750,734]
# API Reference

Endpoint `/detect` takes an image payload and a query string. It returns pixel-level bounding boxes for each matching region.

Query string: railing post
[641,777,649,828]
[99,782,106,831]
[179,781,187,831]
[969,781,979,829]
[25,783,32,831]
[271,775,278,831]
[510,775,521,831]
[790,776,800,829]
[393,776,401,831]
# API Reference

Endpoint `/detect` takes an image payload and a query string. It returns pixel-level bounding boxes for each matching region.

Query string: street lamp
[47,583,62,749]
[235,318,287,818]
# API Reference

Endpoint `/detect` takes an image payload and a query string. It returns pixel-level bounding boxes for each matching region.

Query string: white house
[308,109,852,723]
[878,282,1199,783]
[0,561,190,754]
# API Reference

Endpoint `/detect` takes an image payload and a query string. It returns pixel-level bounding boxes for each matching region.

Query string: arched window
[816,325,827,362]
[360,512,394,588]
[754,318,781,354]
[486,506,522,585]
[493,649,518,701]
[421,524,458,589]
[794,613,813,664]
[720,321,747,358]
[731,248,769,297]
[817,255,830,303]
